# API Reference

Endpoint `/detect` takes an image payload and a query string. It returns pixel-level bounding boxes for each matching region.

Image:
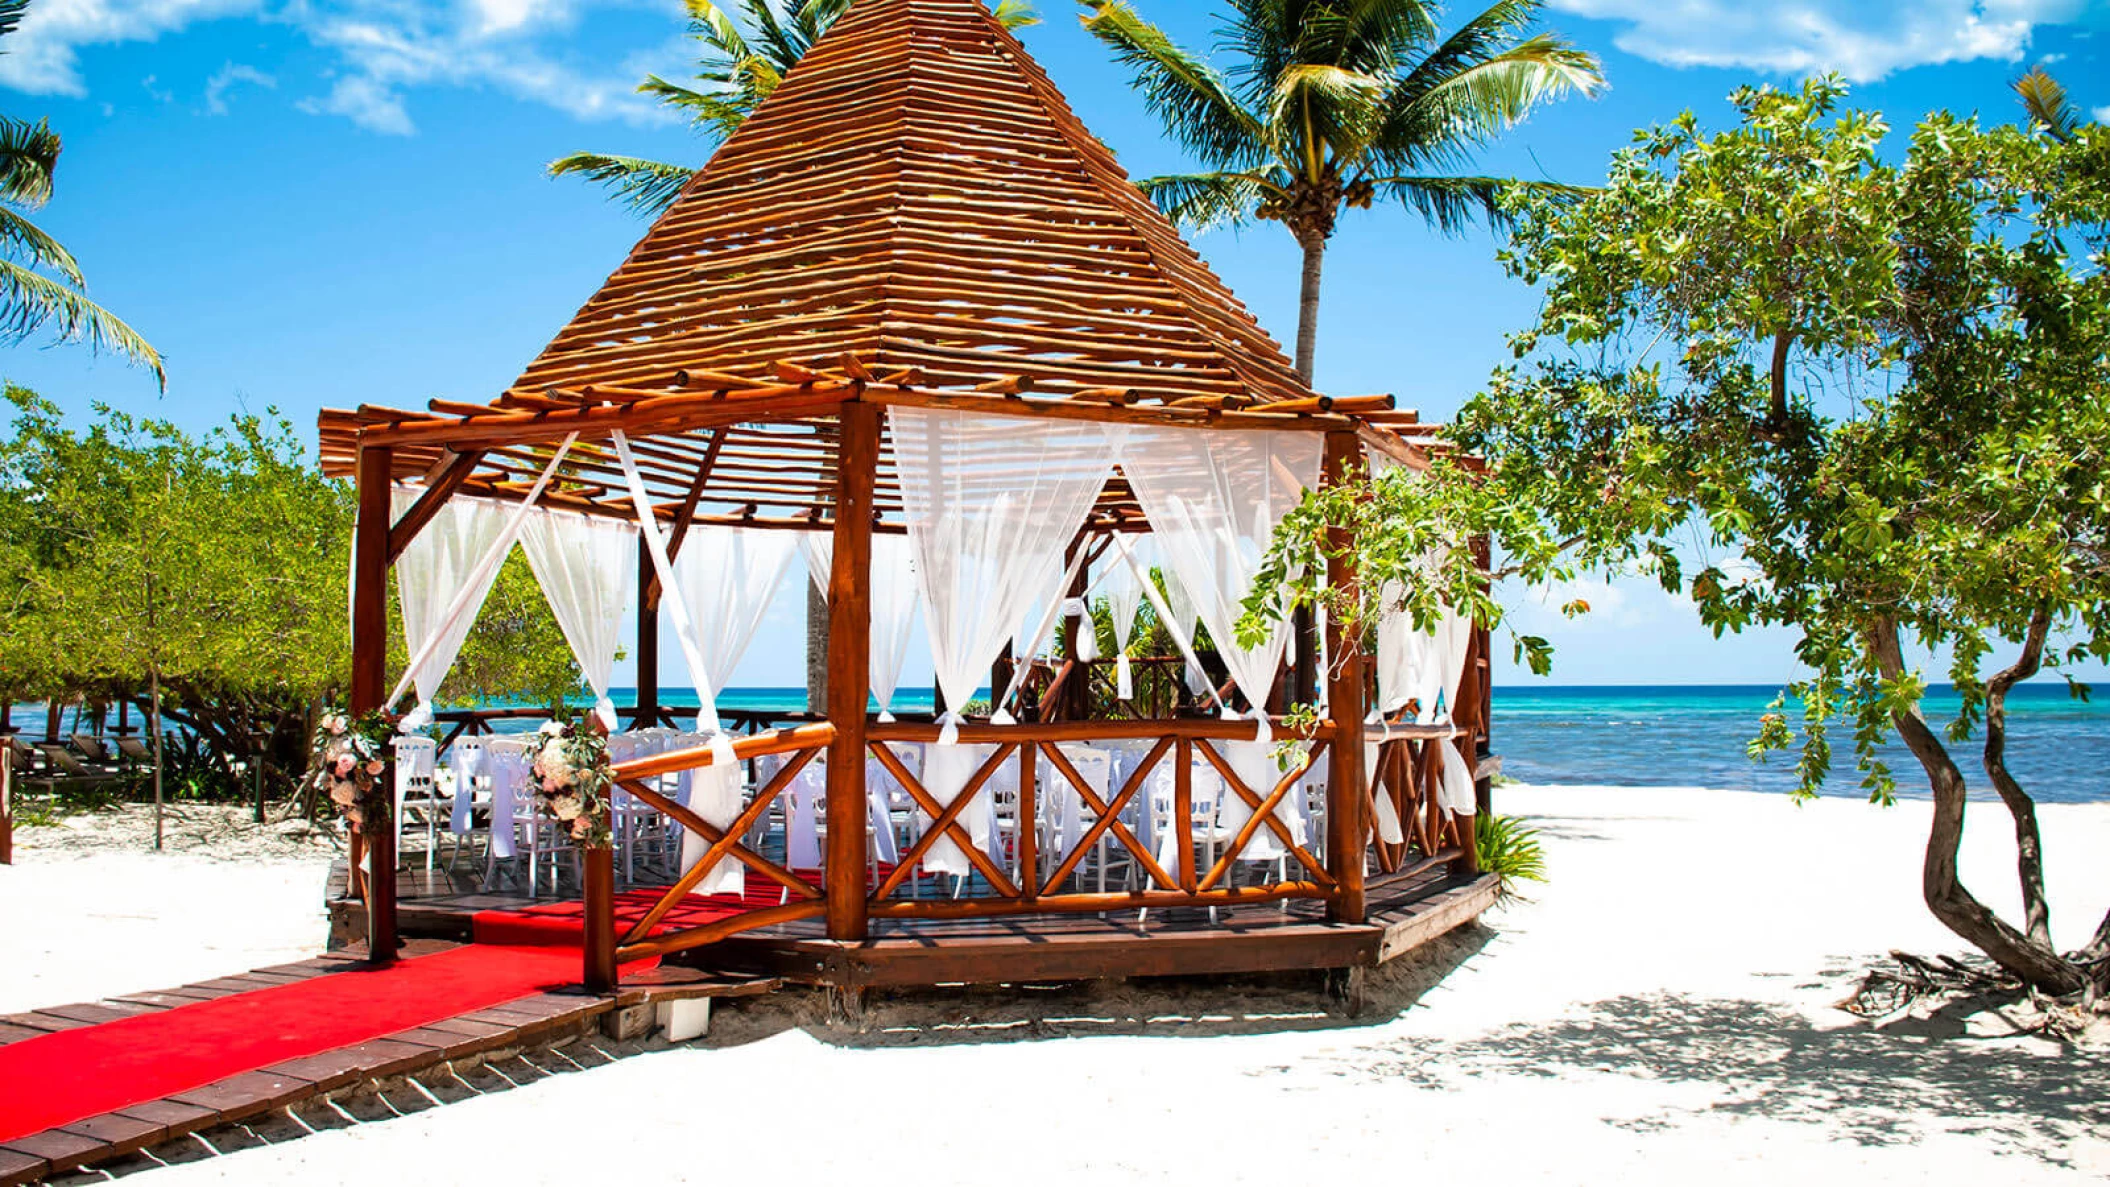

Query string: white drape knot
[1366,707,1393,743]
[876,710,896,724]
[593,695,619,730]
[936,710,965,747]
[401,701,435,731]
[1223,704,1271,744]
[1115,653,1134,702]
[1059,597,1098,661]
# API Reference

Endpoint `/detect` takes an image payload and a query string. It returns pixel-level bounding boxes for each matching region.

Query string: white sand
[5,786,2108,1183]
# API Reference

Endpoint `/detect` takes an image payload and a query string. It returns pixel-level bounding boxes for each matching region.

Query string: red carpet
[471,866,928,947]
[0,944,628,1144]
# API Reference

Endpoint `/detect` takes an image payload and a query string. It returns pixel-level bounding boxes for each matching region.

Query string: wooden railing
[579,714,1482,990]
[582,723,835,989]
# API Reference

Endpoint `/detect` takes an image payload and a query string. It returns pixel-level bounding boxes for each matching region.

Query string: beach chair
[115,736,154,767]
[30,744,119,792]
[70,734,116,766]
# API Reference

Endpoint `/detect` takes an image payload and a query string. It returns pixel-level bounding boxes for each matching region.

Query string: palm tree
[2014,64,2087,144]
[1081,0,1601,382]
[0,0,162,387]
[551,0,1042,215]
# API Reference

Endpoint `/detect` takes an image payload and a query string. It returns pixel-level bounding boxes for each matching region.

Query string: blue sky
[1,0,2104,691]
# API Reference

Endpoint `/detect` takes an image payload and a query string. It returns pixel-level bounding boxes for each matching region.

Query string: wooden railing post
[1321,431,1367,924]
[825,400,877,940]
[583,844,616,992]
[351,443,399,963]
[1,740,13,866]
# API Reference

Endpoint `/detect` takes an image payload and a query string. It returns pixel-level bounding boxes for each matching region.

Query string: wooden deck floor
[328,858,1499,988]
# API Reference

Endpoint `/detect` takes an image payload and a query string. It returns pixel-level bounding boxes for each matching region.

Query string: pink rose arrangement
[309,708,396,834]
[529,710,613,848]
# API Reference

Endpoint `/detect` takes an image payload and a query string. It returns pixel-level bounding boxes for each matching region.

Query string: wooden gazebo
[319,0,1495,1002]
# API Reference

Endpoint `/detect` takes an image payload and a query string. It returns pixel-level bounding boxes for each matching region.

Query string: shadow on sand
[1287,989,2107,1168]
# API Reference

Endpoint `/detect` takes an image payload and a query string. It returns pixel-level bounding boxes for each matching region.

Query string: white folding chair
[391,736,441,873]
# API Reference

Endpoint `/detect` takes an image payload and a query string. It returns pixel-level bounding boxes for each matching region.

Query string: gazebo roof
[319,0,1437,531]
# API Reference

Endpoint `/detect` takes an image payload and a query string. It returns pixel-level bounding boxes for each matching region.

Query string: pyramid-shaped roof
[505,0,1315,407]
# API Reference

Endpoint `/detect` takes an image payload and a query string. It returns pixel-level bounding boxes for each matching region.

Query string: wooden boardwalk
[0,944,773,1186]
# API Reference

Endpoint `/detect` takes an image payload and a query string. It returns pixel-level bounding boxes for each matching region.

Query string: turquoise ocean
[15,683,2106,803]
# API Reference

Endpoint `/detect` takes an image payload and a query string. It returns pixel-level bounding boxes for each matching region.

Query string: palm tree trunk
[1289,231,1330,703]
[1293,232,1327,385]
[806,582,829,714]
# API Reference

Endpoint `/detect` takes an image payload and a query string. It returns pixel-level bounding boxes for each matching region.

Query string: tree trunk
[1866,617,2085,994]
[805,580,829,715]
[1981,607,2054,948]
[148,664,164,853]
[1293,232,1327,386]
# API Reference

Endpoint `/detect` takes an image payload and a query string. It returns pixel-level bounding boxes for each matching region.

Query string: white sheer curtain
[668,525,797,893]
[889,407,1121,876]
[518,508,638,730]
[800,532,924,719]
[1120,427,1321,859]
[391,489,513,729]
[1103,537,1149,702]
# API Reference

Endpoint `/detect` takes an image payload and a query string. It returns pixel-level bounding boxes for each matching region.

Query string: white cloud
[0,0,684,134]
[1549,0,2090,82]
[203,60,275,114]
[2096,104,2110,121]
[0,0,258,95]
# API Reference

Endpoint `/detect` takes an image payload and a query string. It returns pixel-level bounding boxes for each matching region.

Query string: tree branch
[1982,605,2054,948]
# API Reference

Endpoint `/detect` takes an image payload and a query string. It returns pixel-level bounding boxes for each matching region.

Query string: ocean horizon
[14,683,2105,804]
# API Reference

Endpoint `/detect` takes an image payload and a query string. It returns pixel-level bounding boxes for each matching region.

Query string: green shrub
[1475,813,1547,902]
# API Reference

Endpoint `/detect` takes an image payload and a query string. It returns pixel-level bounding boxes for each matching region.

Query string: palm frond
[638,73,748,140]
[1366,172,1515,234]
[0,258,164,389]
[0,0,28,42]
[546,152,697,216]
[0,115,60,209]
[1335,0,1440,69]
[1270,62,1389,171]
[0,206,82,284]
[992,0,1041,30]
[1377,28,1602,173]
[2014,65,2081,144]
[1081,0,1272,170]
[686,0,753,62]
[1136,170,1280,233]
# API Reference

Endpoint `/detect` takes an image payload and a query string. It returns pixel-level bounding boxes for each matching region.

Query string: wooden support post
[583,845,617,993]
[635,536,661,730]
[1,740,13,866]
[351,444,399,964]
[1322,431,1367,924]
[824,401,878,940]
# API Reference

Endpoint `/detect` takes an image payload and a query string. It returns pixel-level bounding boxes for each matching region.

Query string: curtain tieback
[1059,597,1098,661]
[936,710,964,747]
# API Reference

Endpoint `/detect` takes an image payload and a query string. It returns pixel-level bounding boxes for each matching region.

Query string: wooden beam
[351,445,398,963]
[824,403,878,940]
[864,388,1356,433]
[1323,430,1368,924]
[358,383,856,449]
[385,450,484,564]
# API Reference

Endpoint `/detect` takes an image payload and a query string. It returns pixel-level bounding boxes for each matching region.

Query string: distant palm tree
[2014,64,2088,144]
[551,0,1042,215]
[0,0,162,386]
[1081,0,1601,382]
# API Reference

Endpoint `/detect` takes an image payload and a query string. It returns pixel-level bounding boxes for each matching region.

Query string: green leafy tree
[1242,80,2110,996]
[0,1,161,386]
[1081,0,1601,381]
[0,389,587,827]
[550,0,1042,214]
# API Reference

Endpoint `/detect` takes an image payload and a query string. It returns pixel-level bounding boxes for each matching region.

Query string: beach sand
[3,785,2106,1183]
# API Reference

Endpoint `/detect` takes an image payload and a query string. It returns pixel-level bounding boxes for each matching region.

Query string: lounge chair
[115,736,154,766]
[35,744,119,786]
[71,734,115,765]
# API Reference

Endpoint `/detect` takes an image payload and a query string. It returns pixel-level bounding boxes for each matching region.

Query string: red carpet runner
[0,944,624,1144]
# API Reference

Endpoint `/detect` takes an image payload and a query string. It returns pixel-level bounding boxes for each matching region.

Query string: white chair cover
[888,407,1122,877]
[484,737,533,860]
[519,508,639,730]
[447,737,487,834]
